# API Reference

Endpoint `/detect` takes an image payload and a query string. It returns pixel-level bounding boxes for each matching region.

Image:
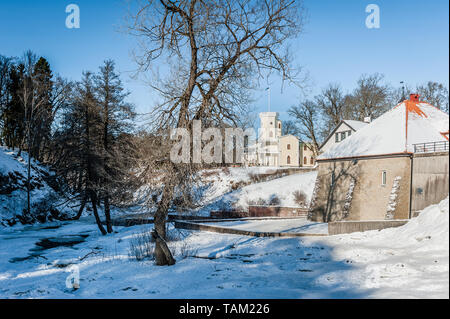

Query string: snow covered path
[207,219,328,234]
[0,197,448,298]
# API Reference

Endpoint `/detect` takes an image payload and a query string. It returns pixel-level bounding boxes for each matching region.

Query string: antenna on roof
[265,87,271,112]
[400,81,406,101]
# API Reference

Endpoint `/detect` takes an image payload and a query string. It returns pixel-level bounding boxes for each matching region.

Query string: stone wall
[210,206,308,218]
[328,220,408,235]
[309,155,412,222]
[411,152,449,215]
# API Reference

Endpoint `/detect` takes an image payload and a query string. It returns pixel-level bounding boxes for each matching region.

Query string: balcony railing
[413,141,449,153]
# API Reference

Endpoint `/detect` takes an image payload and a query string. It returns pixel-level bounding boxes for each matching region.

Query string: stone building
[245,112,308,167]
[309,94,449,222]
[300,142,316,167]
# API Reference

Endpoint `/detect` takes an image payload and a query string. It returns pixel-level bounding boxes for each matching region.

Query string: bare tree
[315,83,349,133]
[287,100,320,156]
[348,73,390,121]
[281,119,298,136]
[16,51,53,220]
[416,81,449,113]
[128,0,305,265]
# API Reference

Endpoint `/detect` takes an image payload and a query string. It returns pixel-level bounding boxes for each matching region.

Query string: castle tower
[258,112,281,166]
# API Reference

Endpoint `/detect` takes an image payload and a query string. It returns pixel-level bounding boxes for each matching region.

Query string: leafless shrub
[293,190,307,207]
[231,180,249,190]
[248,197,267,206]
[222,167,231,176]
[172,240,198,260]
[201,170,219,178]
[248,172,261,183]
[128,229,155,261]
[268,195,281,206]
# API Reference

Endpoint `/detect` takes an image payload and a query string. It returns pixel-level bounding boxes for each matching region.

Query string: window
[335,133,339,142]
[278,123,281,129]
[287,144,291,150]
[348,130,352,136]
[303,157,307,165]
[287,156,291,164]
[381,171,387,186]
[304,145,307,151]
[310,157,314,165]
[341,132,346,140]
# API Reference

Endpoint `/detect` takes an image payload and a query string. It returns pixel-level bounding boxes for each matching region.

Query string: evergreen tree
[1,63,25,149]
[31,57,53,160]
[94,60,136,233]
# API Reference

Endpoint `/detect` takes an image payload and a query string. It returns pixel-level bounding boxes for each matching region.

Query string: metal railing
[413,141,449,153]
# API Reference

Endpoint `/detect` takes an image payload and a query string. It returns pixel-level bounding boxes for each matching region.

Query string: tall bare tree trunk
[104,196,113,233]
[73,197,86,220]
[90,190,107,235]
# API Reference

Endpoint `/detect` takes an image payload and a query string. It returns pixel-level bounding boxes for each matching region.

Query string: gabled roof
[318,97,449,160]
[318,120,367,150]
[343,120,368,131]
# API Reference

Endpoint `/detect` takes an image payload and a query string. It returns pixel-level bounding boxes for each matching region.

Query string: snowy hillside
[0,146,67,225]
[195,170,318,214]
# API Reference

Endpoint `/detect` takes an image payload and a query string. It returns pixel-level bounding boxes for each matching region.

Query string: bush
[128,229,155,261]
[248,197,268,206]
[293,190,307,207]
[221,166,231,175]
[201,170,219,178]
[268,195,281,206]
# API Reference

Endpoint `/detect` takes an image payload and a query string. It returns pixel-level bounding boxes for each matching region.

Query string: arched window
[278,123,281,129]
[287,144,291,150]
[303,157,307,165]
[310,157,314,165]
[304,145,307,151]
[287,156,291,164]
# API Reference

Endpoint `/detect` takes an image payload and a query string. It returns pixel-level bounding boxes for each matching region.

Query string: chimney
[409,93,420,102]
[363,116,371,123]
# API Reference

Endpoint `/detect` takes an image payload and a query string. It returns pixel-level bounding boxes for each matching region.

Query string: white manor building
[245,112,307,167]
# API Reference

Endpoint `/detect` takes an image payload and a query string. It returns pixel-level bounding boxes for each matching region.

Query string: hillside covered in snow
[0,147,69,225]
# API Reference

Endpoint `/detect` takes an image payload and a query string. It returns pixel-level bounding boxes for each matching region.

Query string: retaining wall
[328,220,408,235]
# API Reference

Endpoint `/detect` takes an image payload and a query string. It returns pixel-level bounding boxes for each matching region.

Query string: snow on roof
[343,120,368,131]
[318,99,449,160]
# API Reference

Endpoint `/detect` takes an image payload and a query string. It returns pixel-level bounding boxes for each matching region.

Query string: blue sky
[0,0,448,120]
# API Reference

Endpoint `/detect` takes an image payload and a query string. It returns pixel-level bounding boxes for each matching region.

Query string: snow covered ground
[206,218,328,234]
[0,196,447,299]
[195,170,318,214]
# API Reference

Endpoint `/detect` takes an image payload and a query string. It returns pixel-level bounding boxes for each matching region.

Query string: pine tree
[31,57,53,160]
[94,60,136,233]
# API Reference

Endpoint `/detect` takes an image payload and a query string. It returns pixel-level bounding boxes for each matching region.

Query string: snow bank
[378,196,449,248]
[0,146,67,225]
